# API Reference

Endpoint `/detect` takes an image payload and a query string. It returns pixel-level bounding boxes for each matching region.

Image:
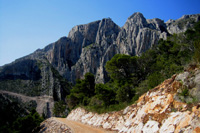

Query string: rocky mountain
[21,13,200,83]
[0,12,199,117]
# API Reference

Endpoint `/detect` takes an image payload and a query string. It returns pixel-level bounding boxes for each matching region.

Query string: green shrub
[53,101,67,117]
[194,40,200,63]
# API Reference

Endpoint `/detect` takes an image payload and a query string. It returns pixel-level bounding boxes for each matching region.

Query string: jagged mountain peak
[128,12,145,20]
[126,12,147,27]
[68,20,101,37]
[68,18,118,39]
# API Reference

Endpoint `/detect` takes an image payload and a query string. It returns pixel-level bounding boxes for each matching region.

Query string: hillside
[0,12,200,132]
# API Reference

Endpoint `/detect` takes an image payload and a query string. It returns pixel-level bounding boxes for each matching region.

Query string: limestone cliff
[69,18,120,83]
[36,12,200,83]
[67,67,200,133]
[116,12,168,56]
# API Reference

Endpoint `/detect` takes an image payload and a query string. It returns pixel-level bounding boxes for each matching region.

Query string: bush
[95,84,116,106]
[66,72,95,110]
[116,83,135,103]
[13,109,43,133]
[53,101,67,117]
[105,54,139,84]
[194,40,200,63]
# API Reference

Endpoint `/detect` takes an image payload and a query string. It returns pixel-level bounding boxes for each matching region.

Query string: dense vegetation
[66,21,200,113]
[53,100,67,117]
[0,94,44,133]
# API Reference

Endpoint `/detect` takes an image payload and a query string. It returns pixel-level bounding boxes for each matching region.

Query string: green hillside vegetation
[0,94,43,133]
[66,21,200,113]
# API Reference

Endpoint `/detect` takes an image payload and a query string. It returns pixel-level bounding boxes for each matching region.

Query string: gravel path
[56,118,116,133]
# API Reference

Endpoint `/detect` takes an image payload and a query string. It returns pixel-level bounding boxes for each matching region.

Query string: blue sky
[0,0,200,66]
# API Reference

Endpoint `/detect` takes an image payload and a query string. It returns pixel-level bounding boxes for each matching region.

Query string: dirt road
[56,118,116,133]
[0,90,54,115]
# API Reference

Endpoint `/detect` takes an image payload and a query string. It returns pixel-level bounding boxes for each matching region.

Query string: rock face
[116,12,167,56]
[37,12,200,83]
[4,12,197,84]
[69,18,120,83]
[67,68,200,133]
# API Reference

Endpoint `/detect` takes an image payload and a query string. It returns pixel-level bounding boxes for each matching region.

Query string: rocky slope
[39,117,72,133]
[66,67,200,133]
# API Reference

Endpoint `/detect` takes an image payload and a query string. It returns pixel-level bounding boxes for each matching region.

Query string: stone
[175,71,190,82]
[194,73,200,85]
[142,120,159,133]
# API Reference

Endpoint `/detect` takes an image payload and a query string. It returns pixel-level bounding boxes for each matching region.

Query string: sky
[0,0,200,66]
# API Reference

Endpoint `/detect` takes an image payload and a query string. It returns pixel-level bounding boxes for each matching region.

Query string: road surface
[56,118,116,133]
[0,90,54,115]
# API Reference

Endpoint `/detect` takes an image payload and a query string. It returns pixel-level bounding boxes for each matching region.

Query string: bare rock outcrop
[116,12,167,56]
[70,18,120,83]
